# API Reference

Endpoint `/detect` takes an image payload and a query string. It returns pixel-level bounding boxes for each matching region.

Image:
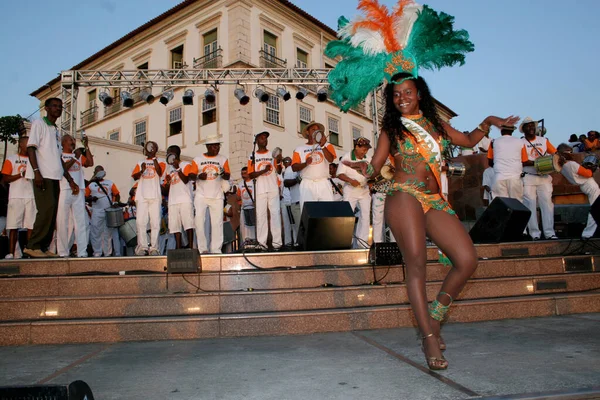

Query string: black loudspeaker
[0,380,94,399]
[469,197,531,243]
[297,201,355,251]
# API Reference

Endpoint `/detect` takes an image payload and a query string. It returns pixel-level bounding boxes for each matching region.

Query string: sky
[0,0,599,146]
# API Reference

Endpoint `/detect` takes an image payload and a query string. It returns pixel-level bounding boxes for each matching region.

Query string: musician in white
[248,131,283,249]
[336,137,373,248]
[520,117,558,240]
[281,157,301,246]
[291,121,336,211]
[482,165,496,205]
[163,145,194,249]
[237,167,256,243]
[486,125,524,201]
[56,135,93,257]
[1,136,35,259]
[190,137,231,254]
[131,141,166,255]
[86,166,120,257]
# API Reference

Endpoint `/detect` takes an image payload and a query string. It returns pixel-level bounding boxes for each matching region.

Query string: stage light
[98,92,113,107]
[140,89,155,104]
[234,88,250,105]
[276,86,291,101]
[204,88,216,103]
[121,91,134,108]
[296,86,308,100]
[159,89,174,106]
[255,86,269,103]
[317,87,328,102]
[182,89,194,106]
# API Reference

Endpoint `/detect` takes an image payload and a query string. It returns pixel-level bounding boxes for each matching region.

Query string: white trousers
[523,175,555,239]
[195,197,223,254]
[56,191,88,257]
[372,193,386,243]
[135,198,161,253]
[299,179,334,213]
[90,209,116,256]
[240,207,256,242]
[582,180,600,238]
[281,202,301,246]
[345,192,371,249]
[256,191,282,248]
[492,177,524,202]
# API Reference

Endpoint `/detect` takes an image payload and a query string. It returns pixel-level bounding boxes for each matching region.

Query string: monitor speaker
[297,201,355,251]
[469,197,531,243]
[0,380,94,400]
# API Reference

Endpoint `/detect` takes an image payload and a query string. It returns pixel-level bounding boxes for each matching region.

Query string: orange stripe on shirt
[577,166,593,178]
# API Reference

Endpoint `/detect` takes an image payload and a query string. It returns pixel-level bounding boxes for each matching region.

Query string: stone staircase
[1,239,599,346]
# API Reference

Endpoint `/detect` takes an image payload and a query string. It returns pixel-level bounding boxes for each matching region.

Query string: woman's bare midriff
[392,152,440,194]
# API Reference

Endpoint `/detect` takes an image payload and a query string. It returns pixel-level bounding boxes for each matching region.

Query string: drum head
[313,131,323,143]
[551,154,563,172]
[166,153,176,165]
[145,141,156,153]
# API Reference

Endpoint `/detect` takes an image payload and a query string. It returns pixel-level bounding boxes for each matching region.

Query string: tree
[0,115,27,166]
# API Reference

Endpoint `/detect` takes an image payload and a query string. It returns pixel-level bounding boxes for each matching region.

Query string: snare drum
[534,154,562,175]
[447,162,466,177]
[242,208,256,227]
[582,155,599,172]
[105,207,124,228]
[119,218,138,247]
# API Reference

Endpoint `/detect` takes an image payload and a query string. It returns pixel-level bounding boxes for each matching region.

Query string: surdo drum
[534,154,562,175]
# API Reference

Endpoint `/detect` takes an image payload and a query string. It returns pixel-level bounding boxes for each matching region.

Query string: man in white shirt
[486,125,524,201]
[237,167,256,243]
[482,165,495,206]
[24,98,79,258]
[86,166,121,257]
[520,117,558,240]
[131,141,166,255]
[336,137,373,248]
[477,132,492,154]
[164,145,194,249]
[248,131,283,249]
[329,163,344,201]
[56,134,93,257]
[281,157,301,246]
[291,121,336,211]
[1,136,35,259]
[190,137,231,254]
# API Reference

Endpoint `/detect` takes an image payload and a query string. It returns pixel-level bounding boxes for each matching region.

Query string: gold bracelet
[477,124,490,134]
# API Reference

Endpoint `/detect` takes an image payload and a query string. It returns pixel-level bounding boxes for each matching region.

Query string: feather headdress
[325,0,474,111]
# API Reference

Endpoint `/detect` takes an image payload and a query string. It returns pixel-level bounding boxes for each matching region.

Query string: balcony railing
[104,97,122,116]
[194,48,223,69]
[80,106,98,126]
[259,50,287,68]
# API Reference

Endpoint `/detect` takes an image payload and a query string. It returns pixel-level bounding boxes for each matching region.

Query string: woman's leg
[385,192,446,368]
[425,209,479,344]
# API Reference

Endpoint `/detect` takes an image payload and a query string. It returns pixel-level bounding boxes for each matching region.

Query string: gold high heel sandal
[429,291,453,351]
[421,333,448,370]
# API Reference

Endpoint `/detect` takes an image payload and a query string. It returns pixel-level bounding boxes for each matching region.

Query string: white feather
[393,3,422,48]
[350,28,387,55]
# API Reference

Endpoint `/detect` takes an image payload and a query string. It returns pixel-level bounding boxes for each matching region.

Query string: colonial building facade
[30,0,455,192]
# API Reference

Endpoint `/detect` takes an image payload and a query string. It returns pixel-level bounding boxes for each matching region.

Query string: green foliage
[0,115,27,145]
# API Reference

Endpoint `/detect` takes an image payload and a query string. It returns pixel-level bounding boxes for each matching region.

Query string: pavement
[1,314,600,400]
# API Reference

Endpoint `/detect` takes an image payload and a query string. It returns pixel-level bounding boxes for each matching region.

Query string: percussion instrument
[534,154,562,175]
[272,147,282,159]
[166,153,176,165]
[118,218,138,247]
[243,208,256,227]
[582,155,599,172]
[447,162,466,177]
[369,164,395,193]
[313,130,324,143]
[105,207,124,228]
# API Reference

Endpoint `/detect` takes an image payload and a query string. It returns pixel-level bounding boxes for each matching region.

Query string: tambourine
[313,130,324,143]
[144,141,157,154]
[166,153,176,165]
[272,147,282,159]
[93,170,106,181]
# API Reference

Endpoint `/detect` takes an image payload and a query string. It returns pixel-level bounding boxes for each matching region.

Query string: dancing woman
[325,0,518,370]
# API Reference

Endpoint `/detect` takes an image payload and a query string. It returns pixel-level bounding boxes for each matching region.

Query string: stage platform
[1,239,600,346]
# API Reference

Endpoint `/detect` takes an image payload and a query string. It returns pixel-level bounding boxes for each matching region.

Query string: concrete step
[0,239,595,276]
[1,272,598,322]
[0,254,592,298]
[2,292,599,346]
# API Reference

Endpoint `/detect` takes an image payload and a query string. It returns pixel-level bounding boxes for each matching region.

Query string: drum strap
[525,137,546,158]
[244,181,255,204]
[329,178,344,196]
[95,181,113,204]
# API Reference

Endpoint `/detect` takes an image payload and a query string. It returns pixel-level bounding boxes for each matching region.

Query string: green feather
[406,5,474,72]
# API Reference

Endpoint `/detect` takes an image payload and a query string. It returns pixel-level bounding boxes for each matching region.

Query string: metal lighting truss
[60,68,379,136]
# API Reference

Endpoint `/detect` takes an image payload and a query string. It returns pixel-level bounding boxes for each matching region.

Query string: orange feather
[352,0,410,52]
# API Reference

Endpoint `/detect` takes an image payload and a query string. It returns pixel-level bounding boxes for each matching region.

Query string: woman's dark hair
[381,72,446,144]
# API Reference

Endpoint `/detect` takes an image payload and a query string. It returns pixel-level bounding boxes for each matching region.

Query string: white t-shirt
[191,153,231,200]
[248,150,279,194]
[487,135,524,181]
[1,155,33,199]
[237,180,255,209]
[292,143,337,180]
[522,136,556,175]
[477,136,492,152]
[25,118,64,180]
[166,162,193,205]
[85,179,119,210]
[60,153,87,191]
[282,166,300,205]
[131,158,167,202]
[482,167,495,200]
[561,161,593,186]
[336,151,371,197]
